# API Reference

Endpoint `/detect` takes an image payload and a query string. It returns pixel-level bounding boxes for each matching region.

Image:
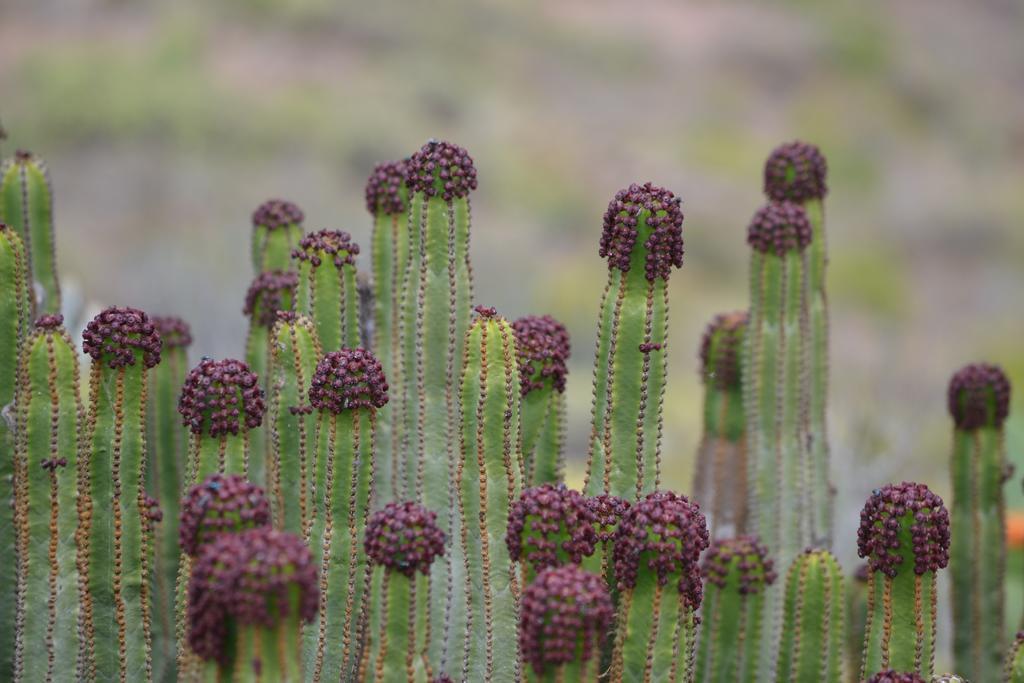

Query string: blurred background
[2,0,1022,660]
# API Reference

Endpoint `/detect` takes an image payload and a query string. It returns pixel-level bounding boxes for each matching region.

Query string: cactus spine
[251,199,305,272]
[292,229,361,353]
[0,150,61,313]
[947,363,1010,682]
[774,548,845,682]
[12,316,82,682]
[1006,632,1024,682]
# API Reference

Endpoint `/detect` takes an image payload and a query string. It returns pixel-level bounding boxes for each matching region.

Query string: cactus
[610,490,710,682]
[0,150,61,313]
[848,563,871,682]
[774,548,846,682]
[1006,632,1024,682]
[694,535,776,683]
[78,306,163,681]
[512,315,570,487]
[583,182,684,500]
[303,348,387,681]
[692,311,748,539]
[948,363,1011,682]
[506,484,597,577]
[12,315,82,682]
[292,229,362,353]
[251,199,305,272]
[858,482,950,679]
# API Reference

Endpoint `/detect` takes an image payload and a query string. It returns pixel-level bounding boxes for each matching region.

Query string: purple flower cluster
[863,671,927,683]
[82,306,162,370]
[599,182,684,282]
[309,348,389,413]
[698,311,747,390]
[152,316,193,349]
[857,482,950,577]
[763,140,828,203]
[178,358,266,437]
[588,494,630,544]
[364,159,408,215]
[519,565,613,675]
[243,270,298,328]
[511,315,570,396]
[947,362,1011,430]
[506,484,598,571]
[747,201,812,256]
[251,199,304,230]
[292,229,360,269]
[34,314,64,330]
[701,535,775,595]
[142,494,163,524]
[178,473,271,556]
[364,501,446,578]
[405,140,478,201]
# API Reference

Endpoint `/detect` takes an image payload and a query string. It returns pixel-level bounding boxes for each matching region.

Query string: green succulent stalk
[251,199,305,272]
[12,316,82,683]
[0,150,61,313]
[293,229,362,354]
[1006,632,1024,682]
[848,564,871,683]
[774,548,845,682]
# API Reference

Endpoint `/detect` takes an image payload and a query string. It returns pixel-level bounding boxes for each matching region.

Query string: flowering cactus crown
[251,199,304,230]
[863,671,928,683]
[364,158,409,215]
[178,358,266,437]
[512,314,571,395]
[519,565,613,675]
[82,306,162,369]
[178,473,271,556]
[405,140,478,200]
[763,140,828,202]
[309,348,389,413]
[701,535,776,595]
[699,311,747,390]
[506,484,598,571]
[34,314,64,330]
[588,494,631,543]
[600,182,684,281]
[747,201,812,255]
[857,481,950,577]
[152,315,193,349]
[947,362,1011,430]
[292,229,360,269]
[364,501,446,577]
[243,270,298,328]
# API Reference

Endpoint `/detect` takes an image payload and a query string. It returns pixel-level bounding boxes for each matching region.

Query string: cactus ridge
[947,362,1011,430]
[1005,632,1024,682]
[763,140,828,203]
[699,310,747,391]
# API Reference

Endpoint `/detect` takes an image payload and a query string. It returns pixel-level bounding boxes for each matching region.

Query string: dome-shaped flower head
[506,484,598,571]
[519,565,613,675]
[243,270,298,328]
[613,490,709,609]
[308,348,389,413]
[34,314,64,330]
[857,482,949,578]
[178,473,271,556]
[511,315,571,396]
[365,159,409,215]
[863,671,928,683]
[252,199,304,230]
[701,535,776,595]
[364,501,446,578]
[152,316,193,349]
[588,494,631,543]
[747,201,812,256]
[178,358,266,437]
[292,229,360,270]
[142,494,163,524]
[947,362,1011,430]
[763,141,828,203]
[699,311,747,391]
[600,182,684,282]
[187,527,318,662]
[82,306,162,369]
[405,140,478,201]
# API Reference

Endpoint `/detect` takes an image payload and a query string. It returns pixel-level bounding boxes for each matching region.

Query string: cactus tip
[152,315,193,349]
[863,672,928,683]
[473,305,498,319]
[600,182,684,281]
[34,313,64,330]
[512,314,571,395]
[14,148,33,163]
[747,201,812,255]
[506,484,598,570]
[947,362,1011,430]
[364,158,409,215]
[252,199,304,230]
[701,535,776,595]
[309,348,389,413]
[856,482,949,577]
[292,229,360,268]
[699,311,747,390]
[763,140,828,202]
[178,358,266,437]
[243,270,298,327]
[178,473,271,556]
[82,306,163,369]
[405,140,478,200]
[364,501,446,577]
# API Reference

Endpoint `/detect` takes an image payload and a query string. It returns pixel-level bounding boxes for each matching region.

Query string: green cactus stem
[512,315,570,486]
[848,563,871,683]
[1005,632,1024,682]
[858,482,950,679]
[691,312,748,539]
[292,229,361,353]
[12,316,82,682]
[774,548,845,682]
[583,182,684,501]
[948,363,1011,682]
[303,348,387,681]
[79,306,163,681]
[0,150,61,313]
[251,199,304,273]
[609,490,709,683]
[694,535,776,682]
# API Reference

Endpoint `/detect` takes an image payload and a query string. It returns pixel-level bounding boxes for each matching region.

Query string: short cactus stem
[12,316,82,683]
[79,306,163,681]
[292,229,361,353]
[303,348,387,681]
[251,199,304,272]
[0,150,61,313]
[609,490,709,682]
[774,548,846,682]
[584,182,684,501]
[694,535,776,682]
[948,363,1010,682]
[692,311,748,539]
[513,315,570,486]
[1005,632,1024,682]
[858,482,950,679]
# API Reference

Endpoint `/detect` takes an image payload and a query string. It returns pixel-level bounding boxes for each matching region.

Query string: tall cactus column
[251,199,305,272]
[292,229,361,353]
[583,182,684,500]
[774,548,846,682]
[948,363,1011,681]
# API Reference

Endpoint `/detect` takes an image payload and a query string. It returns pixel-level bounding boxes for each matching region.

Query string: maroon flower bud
[292,229,360,269]
[947,362,1011,430]
[364,159,409,215]
[152,316,193,349]
[600,182,684,282]
[701,535,776,595]
[747,201,812,256]
[588,494,630,543]
[178,358,266,437]
[857,482,950,578]
[34,314,64,330]
[308,348,389,413]
[763,141,828,203]
[82,306,162,369]
[507,484,598,571]
[512,315,571,396]
[142,495,163,524]
[404,140,478,201]
[474,305,497,319]
[519,565,613,675]
[863,671,928,683]
[364,501,446,578]
[698,311,747,390]
[243,270,298,328]
[252,199,304,230]
[178,473,270,556]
